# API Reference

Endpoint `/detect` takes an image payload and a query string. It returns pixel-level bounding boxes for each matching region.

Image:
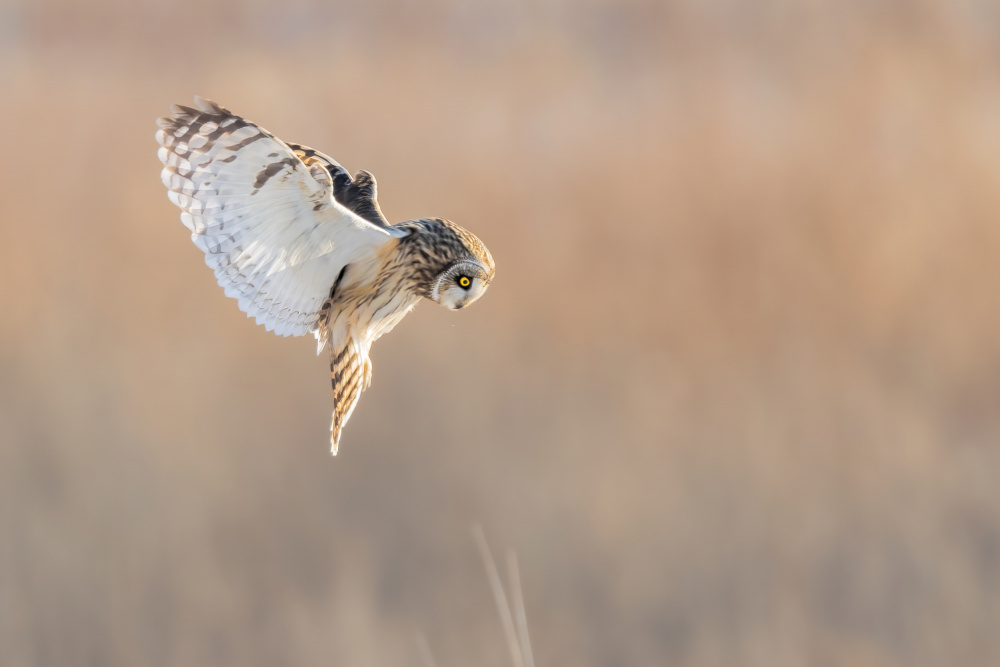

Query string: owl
[156,97,495,454]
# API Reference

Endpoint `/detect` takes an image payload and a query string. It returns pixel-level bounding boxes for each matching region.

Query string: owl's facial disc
[432,260,491,310]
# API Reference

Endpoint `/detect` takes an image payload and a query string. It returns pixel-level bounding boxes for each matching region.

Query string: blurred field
[3,1,1000,665]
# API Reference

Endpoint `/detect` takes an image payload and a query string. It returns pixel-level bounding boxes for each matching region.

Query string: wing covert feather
[286,143,393,229]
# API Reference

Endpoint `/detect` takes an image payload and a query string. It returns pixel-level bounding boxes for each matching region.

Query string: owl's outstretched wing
[156,96,406,337]
[328,337,373,454]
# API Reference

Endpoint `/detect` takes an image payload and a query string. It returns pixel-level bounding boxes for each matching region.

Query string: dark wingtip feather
[193,95,223,114]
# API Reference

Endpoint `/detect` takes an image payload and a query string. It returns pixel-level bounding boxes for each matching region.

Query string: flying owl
[155,97,495,454]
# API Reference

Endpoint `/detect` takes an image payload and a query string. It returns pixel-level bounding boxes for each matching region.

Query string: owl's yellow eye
[458,276,471,289]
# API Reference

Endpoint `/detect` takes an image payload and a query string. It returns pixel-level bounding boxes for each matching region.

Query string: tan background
[3,1,1000,665]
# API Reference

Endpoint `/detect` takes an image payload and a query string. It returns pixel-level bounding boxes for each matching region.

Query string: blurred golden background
[3,1,1000,665]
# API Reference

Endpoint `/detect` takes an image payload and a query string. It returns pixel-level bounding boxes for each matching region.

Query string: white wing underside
[156,97,404,337]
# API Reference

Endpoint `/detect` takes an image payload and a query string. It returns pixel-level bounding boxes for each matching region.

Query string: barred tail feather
[329,337,373,454]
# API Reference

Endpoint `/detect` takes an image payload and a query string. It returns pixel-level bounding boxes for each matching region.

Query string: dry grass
[3,1,1000,665]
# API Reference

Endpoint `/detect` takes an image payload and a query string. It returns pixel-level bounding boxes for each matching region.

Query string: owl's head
[432,259,492,310]
[403,218,495,310]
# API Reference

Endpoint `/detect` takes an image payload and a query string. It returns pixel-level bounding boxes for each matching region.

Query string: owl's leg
[314,267,348,355]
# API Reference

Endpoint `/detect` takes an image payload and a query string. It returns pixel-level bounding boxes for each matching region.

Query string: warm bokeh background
[3,1,1000,665]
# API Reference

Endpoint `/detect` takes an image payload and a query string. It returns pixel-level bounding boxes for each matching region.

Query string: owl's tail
[328,337,372,455]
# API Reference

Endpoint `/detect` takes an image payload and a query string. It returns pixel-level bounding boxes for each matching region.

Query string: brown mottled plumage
[156,97,494,453]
